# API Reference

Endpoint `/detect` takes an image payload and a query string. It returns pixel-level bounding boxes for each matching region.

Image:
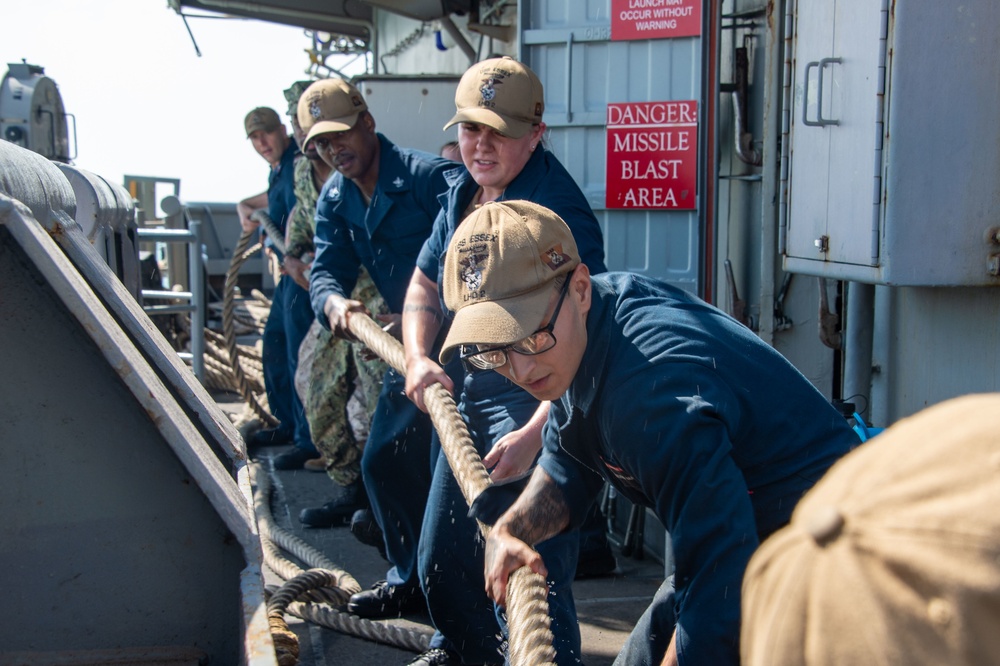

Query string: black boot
[246,426,293,450]
[350,507,387,559]
[299,480,368,528]
[347,580,424,618]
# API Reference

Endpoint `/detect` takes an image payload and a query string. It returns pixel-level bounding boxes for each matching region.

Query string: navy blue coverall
[261,139,317,454]
[537,273,860,665]
[414,147,607,665]
[310,133,453,592]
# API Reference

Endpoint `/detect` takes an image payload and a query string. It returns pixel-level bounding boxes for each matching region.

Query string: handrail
[137,217,206,383]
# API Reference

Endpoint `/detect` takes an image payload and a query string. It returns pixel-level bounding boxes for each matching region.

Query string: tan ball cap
[443,56,544,139]
[440,200,579,363]
[741,393,1000,666]
[244,107,281,137]
[297,78,368,149]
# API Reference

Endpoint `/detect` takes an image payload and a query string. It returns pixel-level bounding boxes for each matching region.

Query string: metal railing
[137,219,206,383]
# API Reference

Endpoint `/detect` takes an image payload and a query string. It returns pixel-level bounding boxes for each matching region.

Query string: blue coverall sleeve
[415,207,449,281]
[558,197,606,275]
[538,361,759,666]
[309,184,362,328]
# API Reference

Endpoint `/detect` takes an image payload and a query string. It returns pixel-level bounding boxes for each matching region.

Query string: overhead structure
[361,0,474,21]
[168,0,375,46]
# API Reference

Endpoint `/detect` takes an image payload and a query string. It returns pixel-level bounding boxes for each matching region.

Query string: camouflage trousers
[295,268,388,486]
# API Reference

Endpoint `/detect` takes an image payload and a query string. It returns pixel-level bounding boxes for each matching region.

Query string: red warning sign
[606,100,698,210]
[611,0,702,41]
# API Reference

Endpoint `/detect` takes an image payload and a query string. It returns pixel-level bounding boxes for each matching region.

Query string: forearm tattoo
[403,303,443,322]
[506,471,571,546]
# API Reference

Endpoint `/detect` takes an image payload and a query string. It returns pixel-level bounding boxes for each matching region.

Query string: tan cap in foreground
[443,56,544,139]
[298,78,368,148]
[440,200,579,363]
[741,393,1000,666]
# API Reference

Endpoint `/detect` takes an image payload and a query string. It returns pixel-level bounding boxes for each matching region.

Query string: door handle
[802,57,842,127]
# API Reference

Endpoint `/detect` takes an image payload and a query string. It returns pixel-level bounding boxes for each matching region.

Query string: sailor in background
[237,106,320,470]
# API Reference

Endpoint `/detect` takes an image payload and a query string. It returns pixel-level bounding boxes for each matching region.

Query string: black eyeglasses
[460,278,571,371]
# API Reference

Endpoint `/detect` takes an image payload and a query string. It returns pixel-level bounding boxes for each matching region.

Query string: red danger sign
[611,0,702,41]
[606,101,698,210]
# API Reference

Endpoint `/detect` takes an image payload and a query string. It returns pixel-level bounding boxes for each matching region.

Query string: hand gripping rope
[345,312,558,666]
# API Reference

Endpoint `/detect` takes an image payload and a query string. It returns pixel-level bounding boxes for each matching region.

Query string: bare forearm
[660,631,678,666]
[524,402,550,439]
[402,303,442,358]
[496,467,571,546]
[402,270,444,361]
[237,192,269,231]
[401,269,453,409]
[238,193,268,213]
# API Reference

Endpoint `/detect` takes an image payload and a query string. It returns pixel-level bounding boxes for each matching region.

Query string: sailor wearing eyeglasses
[400,56,607,666]
[439,200,860,666]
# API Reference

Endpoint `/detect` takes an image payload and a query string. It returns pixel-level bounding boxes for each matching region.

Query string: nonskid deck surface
[223,392,664,666]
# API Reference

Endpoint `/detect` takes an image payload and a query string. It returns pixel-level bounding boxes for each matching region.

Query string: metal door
[520,0,703,291]
[786,0,883,267]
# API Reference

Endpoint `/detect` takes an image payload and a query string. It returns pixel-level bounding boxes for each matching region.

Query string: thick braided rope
[202,340,264,394]
[202,356,239,393]
[254,465,360,602]
[424,384,493,507]
[249,288,273,309]
[262,573,434,653]
[249,209,287,255]
[202,327,262,392]
[286,600,433,653]
[210,298,263,333]
[205,327,265,388]
[267,569,349,617]
[506,568,558,664]
[265,571,361,666]
[255,466,436,653]
[346,313,556,666]
[174,311,264,394]
[223,228,276,426]
[264,583,349,607]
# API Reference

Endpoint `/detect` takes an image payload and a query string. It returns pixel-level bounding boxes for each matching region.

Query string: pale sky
[1,0,362,204]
